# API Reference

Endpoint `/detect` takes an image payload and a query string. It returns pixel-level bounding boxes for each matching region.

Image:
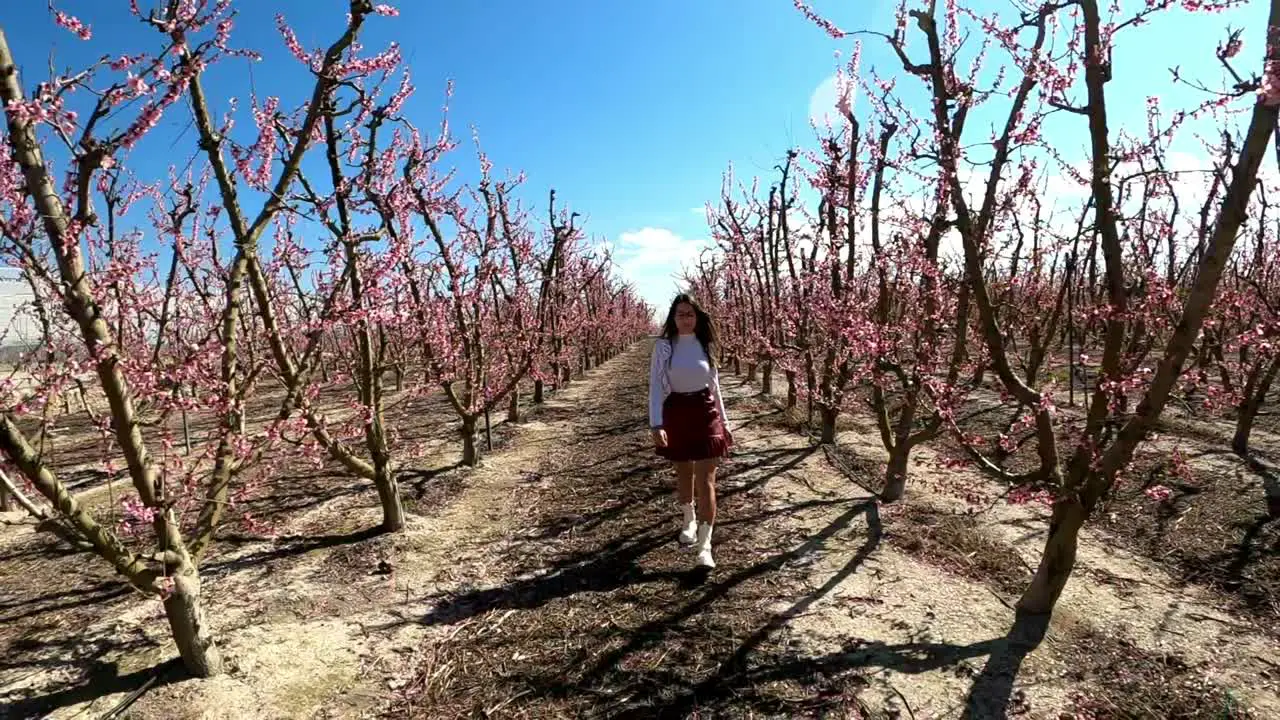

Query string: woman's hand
[651,428,668,448]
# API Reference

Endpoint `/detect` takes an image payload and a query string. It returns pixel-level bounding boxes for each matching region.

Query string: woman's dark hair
[661,293,717,367]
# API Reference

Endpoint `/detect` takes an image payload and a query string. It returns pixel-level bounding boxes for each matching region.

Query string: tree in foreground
[0,0,343,676]
[0,0,649,676]
[696,0,1280,618]
[882,0,1280,613]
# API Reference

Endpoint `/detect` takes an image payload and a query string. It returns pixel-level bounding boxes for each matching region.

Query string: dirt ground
[1,343,1278,719]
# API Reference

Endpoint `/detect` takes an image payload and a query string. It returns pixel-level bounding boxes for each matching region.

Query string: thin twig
[95,669,165,720]
[886,680,918,720]
[987,586,1018,612]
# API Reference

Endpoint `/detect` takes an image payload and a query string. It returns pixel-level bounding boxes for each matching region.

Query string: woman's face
[674,302,697,335]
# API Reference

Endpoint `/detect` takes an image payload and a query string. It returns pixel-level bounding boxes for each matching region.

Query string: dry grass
[3,347,1279,718]
[888,502,1031,599]
[886,495,1261,718]
[933,384,1280,635]
[383,358,878,718]
[1061,624,1254,719]
[1096,442,1280,633]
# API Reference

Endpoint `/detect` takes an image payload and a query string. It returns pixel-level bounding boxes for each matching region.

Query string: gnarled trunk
[508,388,520,423]
[373,461,404,532]
[1017,498,1087,613]
[761,361,774,396]
[1233,356,1279,455]
[819,405,839,444]
[881,443,910,503]
[461,415,480,467]
[162,569,223,677]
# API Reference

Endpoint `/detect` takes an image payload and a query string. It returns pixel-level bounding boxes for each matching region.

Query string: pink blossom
[126,72,150,98]
[52,8,92,40]
[276,14,319,71]
[793,0,846,39]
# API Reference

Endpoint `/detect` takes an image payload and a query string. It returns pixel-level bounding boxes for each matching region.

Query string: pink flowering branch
[892,0,1280,615]
[0,13,233,675]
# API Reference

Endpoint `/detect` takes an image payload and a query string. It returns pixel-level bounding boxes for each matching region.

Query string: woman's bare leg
[675,461,695,505]
[693,459,718,524]
[692,459,719,567]
[675,461,697,544]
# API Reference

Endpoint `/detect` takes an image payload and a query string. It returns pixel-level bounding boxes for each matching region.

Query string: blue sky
[1,0,1267,320]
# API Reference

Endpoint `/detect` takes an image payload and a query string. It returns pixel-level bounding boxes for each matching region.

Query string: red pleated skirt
[657,389,732,462]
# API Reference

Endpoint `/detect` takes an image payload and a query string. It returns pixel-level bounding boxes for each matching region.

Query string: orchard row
[690,0,1278,620]
[0,2,648,677]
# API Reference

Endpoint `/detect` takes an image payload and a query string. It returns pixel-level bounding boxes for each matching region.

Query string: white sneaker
[678,503,697,545]
[695,522,715,568]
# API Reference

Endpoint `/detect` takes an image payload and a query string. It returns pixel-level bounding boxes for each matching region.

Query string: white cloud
[611,227,715,319]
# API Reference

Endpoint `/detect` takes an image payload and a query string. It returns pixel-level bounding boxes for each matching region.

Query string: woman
[648,293,733,569]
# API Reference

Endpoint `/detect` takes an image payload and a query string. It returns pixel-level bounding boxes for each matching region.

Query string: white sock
[696,522,715,567]
[696,522,713,549]
[678,503,697,544]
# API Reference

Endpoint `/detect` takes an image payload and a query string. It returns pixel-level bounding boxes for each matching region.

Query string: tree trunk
[508,388,520,423]
[0,483,10,512]
[181,389,192,456]
[746,362,758,383]
[761,362,774,396]
[461,416,479,467]
[1233,357,1279,455]
[733,357,741,375]
[1234,403,1259,457]
[1017,498,1088,614]
[162,569,223,677]
[533,379,545,404]
[881,443,910,503]
[805,367,817,424]
[373,461,405,532]
[786,370,797,409]
[819,405,839,444]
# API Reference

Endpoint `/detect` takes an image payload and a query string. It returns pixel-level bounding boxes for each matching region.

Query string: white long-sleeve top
[648,336,728,429]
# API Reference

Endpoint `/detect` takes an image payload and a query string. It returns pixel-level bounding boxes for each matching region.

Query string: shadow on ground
[386,352,1069,718]
[0,633,181,720]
